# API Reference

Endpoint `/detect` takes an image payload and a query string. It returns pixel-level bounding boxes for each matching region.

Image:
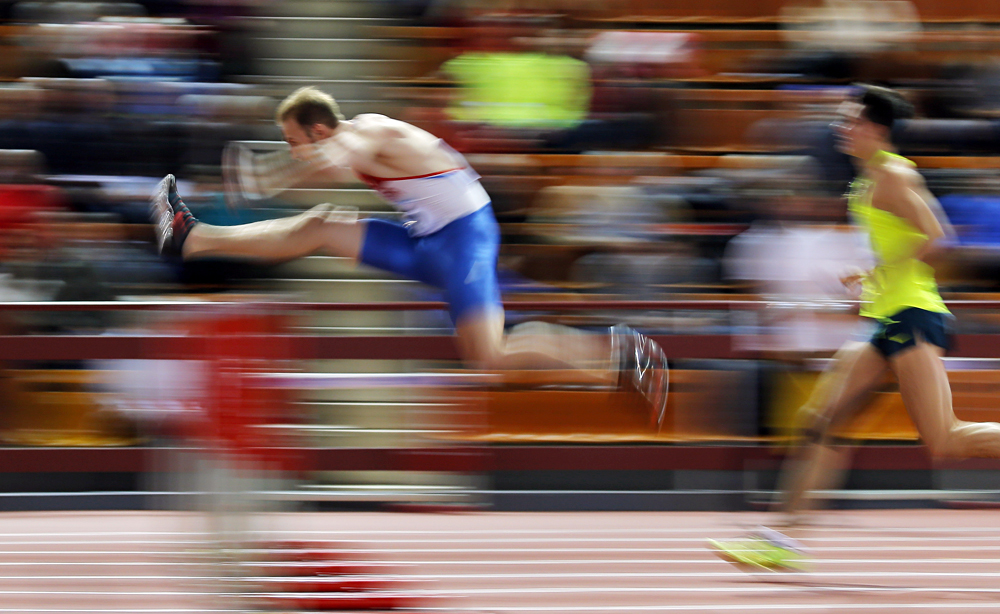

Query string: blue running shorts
[869,307,954,358]
[358,204,502,325]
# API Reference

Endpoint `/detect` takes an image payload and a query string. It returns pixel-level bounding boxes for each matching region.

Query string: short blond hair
[275,86,345,128]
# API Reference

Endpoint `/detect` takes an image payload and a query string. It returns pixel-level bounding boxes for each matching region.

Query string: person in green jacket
[709,85,1000,571]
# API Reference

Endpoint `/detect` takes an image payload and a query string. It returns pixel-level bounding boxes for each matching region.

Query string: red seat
[0,185,64,229]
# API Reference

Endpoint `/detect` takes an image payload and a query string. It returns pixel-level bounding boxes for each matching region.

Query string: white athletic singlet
[355,142,490,237]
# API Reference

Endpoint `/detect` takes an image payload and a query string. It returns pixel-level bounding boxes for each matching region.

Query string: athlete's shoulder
[352,113,420,140]
[351,113,406,132]
[353,113,393,124]
[873,155,922,189]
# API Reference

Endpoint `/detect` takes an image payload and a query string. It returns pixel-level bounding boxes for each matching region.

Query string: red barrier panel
[4,443,996,474]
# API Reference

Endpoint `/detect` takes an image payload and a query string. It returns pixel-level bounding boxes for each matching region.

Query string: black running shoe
[150,174,198,256]
[610,324,670,430]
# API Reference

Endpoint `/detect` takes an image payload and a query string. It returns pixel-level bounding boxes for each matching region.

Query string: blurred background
[1,0,1000,513]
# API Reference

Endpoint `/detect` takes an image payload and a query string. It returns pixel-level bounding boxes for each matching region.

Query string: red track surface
[3,509,1000,612]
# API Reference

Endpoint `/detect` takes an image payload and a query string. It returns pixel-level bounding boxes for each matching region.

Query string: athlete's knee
[455,324,505,369]
[462,339,504,370]
[290,204,354,251]
[797,408,833,446]
[454,308,505,369]
[921,422,966,458]
[923,433,956,458]
[297,205,335,231]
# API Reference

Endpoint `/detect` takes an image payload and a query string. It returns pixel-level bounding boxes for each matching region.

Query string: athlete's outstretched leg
[775,341,888,518]
[708,340,887,570]
[454,308,669,427]
[893,341,1000,458]
[151,174,363,263]
[184,205,363,262]
[454,308,614,382]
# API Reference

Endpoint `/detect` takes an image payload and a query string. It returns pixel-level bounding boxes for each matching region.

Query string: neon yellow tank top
[847,151,949,320]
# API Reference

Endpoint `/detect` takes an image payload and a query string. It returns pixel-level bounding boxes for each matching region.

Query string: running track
[2,509,1000,612]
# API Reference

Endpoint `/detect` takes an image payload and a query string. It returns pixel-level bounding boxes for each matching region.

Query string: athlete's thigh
[814,340,889,429]
[356,218,424,281]
[891,341,953,442]
[417,208,502,325]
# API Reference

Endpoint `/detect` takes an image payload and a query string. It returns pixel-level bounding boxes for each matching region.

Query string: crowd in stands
[0,1,277,304]
[0,0,997,314]
[1,0,1000,442]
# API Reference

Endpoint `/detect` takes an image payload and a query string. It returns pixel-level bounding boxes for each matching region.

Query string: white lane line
[397,557,1000,565]
[5,547,1000,560]
[0,548,1000,577]
[2,557,999,579]
[5,525,1000,538]
[0,537,210,548]
[8,535,1000,545]
[6,566,1000,581]
[347,585,1000,594]
[5,609,995,614]
[400,547,1000,554]
[0,591,205,596]
[22,535,1000,548]
[5,585,1000,596]
[0,577,207,582]
[0,562,203,567]
[403,570,1000,579]
[5,558,1000,581]
[6,546,1000,556]
[8,570,1000,580]
[415,605,1000,612]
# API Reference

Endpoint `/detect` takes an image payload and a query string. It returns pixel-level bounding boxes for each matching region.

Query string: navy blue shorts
[869,307,954,358]
[358,205,501,325]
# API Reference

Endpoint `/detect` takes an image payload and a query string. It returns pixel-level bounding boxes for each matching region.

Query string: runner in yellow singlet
[709,85,1000,571]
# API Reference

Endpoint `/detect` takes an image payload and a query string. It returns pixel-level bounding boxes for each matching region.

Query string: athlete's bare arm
[871,162,953,264]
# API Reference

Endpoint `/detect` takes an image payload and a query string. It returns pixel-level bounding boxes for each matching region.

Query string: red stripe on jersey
[356,167,462,187]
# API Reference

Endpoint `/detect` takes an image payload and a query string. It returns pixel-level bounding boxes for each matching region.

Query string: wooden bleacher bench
[365,25,462,42]
[0,369,137,446]
[770,362,1000,443]
[910,156,1000,169]
[470,357,1000,445]
[467,368,759,443]
[907,0,1000,23]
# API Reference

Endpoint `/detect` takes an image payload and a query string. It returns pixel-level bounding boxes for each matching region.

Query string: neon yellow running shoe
[707,527,810,572]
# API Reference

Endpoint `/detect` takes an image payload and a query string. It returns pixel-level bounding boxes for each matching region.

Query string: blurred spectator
[723,168,874,355]
[178,93,277,174]
[526,184,663,248]
[715,0,923,81]
[1,208,115,332]
[570,244,719,298]
[431,20,695,153]
[781,0,920,54]
[518,182,718,295]
[434,15,591,152]
[745,87,857,196]
[169,0,260,82]
[546,31,696,152]
[0,0,243,177]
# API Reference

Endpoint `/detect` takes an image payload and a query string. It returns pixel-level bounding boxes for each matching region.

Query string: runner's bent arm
[871,166,953,265]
